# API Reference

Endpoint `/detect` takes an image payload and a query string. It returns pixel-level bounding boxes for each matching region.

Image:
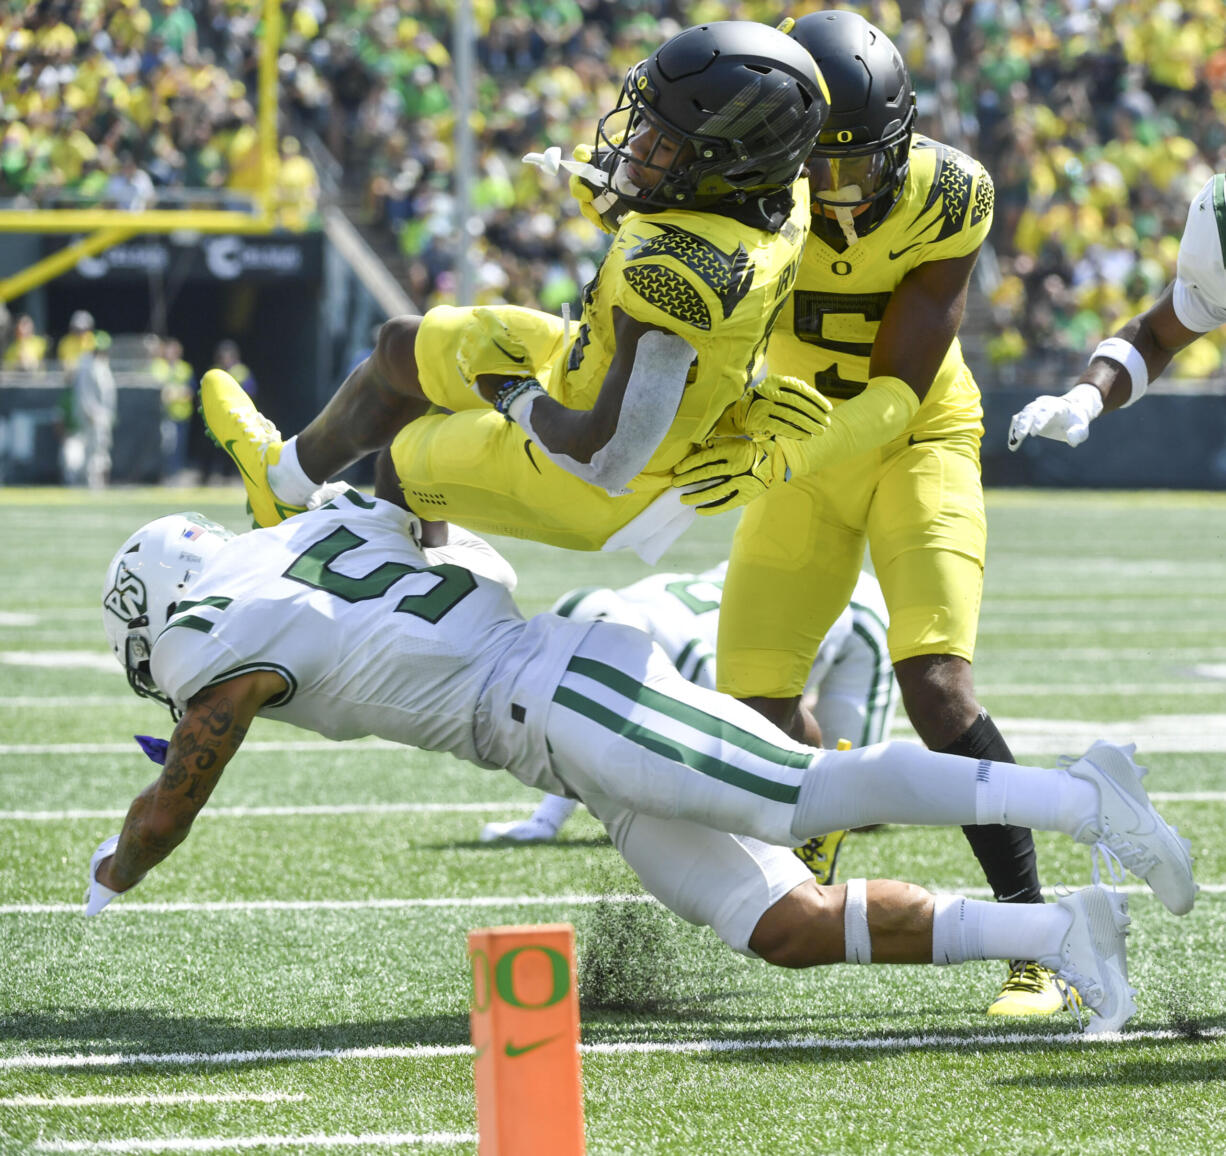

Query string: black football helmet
[596,20,829,211]
[784,11,916,236]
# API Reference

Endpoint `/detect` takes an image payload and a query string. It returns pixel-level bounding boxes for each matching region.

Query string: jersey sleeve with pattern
[547,180,811,485]
[1173,173,1226,333]
[768,137,992,439]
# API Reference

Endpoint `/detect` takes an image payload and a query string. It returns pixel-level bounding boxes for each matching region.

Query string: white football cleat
[1066,741,1196,915]
[479,818,559,844]
[1039,885,1134,1034]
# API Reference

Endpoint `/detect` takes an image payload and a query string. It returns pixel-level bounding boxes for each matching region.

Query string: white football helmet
[101,513,233,710]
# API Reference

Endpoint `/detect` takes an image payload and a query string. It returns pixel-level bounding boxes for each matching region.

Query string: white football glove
[84,834,122,916]
[1007,384,1104,451]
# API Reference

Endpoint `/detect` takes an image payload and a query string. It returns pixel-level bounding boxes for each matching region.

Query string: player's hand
[83,835,122,916]
[457,308,533,388]
[1007,388,1100,450]
[568,143,630,234]
[729,374,833,439]
[672,438,787,513]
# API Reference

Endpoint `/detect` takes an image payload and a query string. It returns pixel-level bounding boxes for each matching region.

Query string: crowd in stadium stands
[3,0,1224,381]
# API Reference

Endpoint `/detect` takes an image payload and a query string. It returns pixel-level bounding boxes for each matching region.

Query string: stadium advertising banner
[46,232,323,283]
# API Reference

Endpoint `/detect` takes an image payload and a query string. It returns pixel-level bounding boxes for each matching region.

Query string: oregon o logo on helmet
[836,130,854,143]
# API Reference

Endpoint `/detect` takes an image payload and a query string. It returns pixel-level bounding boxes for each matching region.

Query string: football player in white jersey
[85,488,1196,1033]
[1009,173,1226,450]
[480,567,897,884]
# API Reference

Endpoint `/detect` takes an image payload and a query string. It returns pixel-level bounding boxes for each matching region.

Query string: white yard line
[0,803,535,820]
[1,790,1221,823]
[0,894,658,916]
[0,741,401,755]
[34,1134,474,1153]
[8,1026,1223,1076]
[0,1093,305,1108]
[2,884,1221,918]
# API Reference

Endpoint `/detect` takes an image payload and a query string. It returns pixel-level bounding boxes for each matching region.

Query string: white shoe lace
[228,405,281,458]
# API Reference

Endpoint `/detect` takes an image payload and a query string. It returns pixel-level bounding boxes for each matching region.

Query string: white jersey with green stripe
[1173,173,1226,333]
[149,490,593,778]
[551,566,895,747]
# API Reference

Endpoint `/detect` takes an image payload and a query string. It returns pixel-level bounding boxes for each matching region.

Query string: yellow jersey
[768,137,993,438]
[554,179,810,486]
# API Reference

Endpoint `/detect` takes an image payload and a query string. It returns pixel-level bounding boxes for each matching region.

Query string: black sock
[938,711,1044,905]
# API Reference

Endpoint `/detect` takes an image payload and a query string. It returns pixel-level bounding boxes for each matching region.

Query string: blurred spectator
[274,136,320,229]
[56,310,96,373]
[150,0,198,60]
[62,331,116,490]
[214,338,255,397]
[152,336,196,483]
[105,153,155,211]
[3,314,48,370]
[200,338,255,482]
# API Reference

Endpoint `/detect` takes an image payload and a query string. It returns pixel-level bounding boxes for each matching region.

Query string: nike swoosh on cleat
[493,340,526,364]
[504,1035,558,1058]
[224,439,258,485]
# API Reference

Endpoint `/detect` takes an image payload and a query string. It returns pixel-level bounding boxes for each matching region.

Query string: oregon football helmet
[784,11,916,239]
[101,513,233,711]
[596,20,829,211]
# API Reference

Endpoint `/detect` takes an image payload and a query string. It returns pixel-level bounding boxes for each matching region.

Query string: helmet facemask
[808,118,913,245]
[101,513,233,716]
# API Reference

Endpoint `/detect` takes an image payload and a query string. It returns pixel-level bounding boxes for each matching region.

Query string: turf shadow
[0,1006,473,1066]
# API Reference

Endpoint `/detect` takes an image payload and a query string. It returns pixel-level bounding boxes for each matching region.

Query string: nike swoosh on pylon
[504,1035,559,1058]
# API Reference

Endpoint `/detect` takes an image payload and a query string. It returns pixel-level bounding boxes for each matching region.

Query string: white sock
[791,745,1102,842]
[974,764,1100,838]
[531,794,578,832]
[932,895,1071,965]
[267,437,320,505]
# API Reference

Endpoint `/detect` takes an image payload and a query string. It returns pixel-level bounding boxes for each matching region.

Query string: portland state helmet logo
[104,561,148,625]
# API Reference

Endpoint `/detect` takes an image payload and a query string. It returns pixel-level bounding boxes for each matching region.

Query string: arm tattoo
[107,689,250,888]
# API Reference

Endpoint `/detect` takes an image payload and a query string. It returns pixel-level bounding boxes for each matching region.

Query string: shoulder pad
[621,224,756,331]
[908,138,994,244]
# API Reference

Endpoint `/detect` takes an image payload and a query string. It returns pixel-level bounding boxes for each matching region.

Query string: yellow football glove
[677,375,923,513]
[569,142,630,233]
[673,438,788,513]
[457,307,533,388]
[726,374,833,440]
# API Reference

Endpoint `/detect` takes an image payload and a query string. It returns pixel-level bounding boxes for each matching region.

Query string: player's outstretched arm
[85,671,284,914]
[1008,284,1208,451]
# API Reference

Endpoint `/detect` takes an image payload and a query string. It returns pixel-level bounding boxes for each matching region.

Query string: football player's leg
[717,475,868,743]
[869,436,1059,1013]
[811,608,897,748]
[389,408,659,550]
[597,802,813,958]
[602,805,1133,1030]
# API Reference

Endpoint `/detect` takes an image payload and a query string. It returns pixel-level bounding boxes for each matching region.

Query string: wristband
[491,377,546,422]
[1091,337,1148,406]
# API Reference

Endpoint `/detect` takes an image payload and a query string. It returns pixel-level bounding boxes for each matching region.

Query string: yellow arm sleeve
[778,375,920,478]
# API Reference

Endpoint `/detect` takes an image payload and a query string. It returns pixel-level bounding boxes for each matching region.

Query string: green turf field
[2,486,1225,1154]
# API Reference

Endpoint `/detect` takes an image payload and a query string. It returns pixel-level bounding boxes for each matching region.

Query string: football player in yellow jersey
[201,20,831,563]
[674,11,1065,1019]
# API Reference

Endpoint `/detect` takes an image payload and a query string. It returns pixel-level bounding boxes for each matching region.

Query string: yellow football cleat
[987,960,1082,1017]
[200,369,305,527]
[792,829,846,886]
